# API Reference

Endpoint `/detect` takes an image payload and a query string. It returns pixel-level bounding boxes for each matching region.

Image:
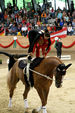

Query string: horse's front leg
[32,87,49,113]
[23,84,30,113]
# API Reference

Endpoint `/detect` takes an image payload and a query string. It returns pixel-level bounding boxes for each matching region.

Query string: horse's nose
[56,83,62,88]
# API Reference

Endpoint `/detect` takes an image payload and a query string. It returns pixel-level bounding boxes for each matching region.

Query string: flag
[50,28,67,39]
[0,28,5,36]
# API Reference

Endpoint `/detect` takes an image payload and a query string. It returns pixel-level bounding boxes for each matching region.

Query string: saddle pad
[18,60,27,69]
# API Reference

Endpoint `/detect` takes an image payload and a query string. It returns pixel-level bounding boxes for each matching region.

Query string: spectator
[67,18,72,26]
[63,18,67,24]
[14,6,18,14]
[26,20,30,27]
[18,15,22,24]
[43,23,47,31]
[10,23,18,35]
[6,21,13,35]
[22,17,26,24]
[55,18,58,31]
[47,24,51,33]
[37,19,41,26]
[4,10,8,22]
[0,9,3,22]
[72,9,75,18]
[55,38,62,58]
[57,10,62,21]
[51,24,56,33]
[41,11,47,24]
[72,18,75,35]
[67,24,73,35]
[17,23,22,32]
[50,7,55,18]
[23,8,27,16]
[56,23,62,31]
[64,14,69,22]
[21,23,28,36]
[60,19,64,28]
[63,22,67,29]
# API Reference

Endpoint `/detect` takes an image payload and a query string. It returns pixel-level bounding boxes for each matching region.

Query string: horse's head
[55,63,72,88]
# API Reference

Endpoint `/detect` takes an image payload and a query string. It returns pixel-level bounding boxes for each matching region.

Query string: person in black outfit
[28,29,51,60]
[55,38,62,58]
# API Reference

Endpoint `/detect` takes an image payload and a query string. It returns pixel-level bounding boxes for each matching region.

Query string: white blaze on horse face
[8,97,12,107]
[24,99,29,108]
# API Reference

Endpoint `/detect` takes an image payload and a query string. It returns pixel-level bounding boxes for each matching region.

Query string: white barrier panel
[47,55,71,60]
[61,55,71,60]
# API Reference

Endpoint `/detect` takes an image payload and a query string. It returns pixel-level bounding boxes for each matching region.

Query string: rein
[29,68,53,81]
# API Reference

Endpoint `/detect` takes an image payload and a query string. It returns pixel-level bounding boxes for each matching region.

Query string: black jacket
[55,41,62,52]
[28,29,51,53]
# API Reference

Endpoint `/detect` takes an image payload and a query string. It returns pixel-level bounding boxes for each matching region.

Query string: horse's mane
[47,56,63,63]
[30,57,44,69]
[29,57,44,87]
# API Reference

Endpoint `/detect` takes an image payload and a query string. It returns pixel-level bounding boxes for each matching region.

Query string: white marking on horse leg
[24,99,29,108]
[8,98,12,107]
[42,106,47,113]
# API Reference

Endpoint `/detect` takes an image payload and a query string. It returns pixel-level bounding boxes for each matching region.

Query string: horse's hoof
[24,108,29,113]
[24,112,28,113]
[32,109,38,113]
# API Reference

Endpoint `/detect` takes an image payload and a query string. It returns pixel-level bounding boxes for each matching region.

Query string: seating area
[0,2,75,36]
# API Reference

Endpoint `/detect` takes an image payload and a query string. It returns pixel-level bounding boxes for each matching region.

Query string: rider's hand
[29,52,33,57]
[43,54,46,58]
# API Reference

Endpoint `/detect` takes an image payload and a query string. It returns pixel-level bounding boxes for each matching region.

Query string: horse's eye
[61,70,66,75]
[63,69,65,71]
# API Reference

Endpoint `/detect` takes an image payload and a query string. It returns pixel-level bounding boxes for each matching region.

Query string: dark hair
[45,32,50,37]
[45,29,48,33]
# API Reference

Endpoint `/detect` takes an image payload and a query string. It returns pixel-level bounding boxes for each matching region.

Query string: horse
[7,56,72,113]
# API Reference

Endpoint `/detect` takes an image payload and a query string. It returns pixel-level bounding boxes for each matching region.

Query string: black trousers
[28,30,41,53]
[57,50,62,58]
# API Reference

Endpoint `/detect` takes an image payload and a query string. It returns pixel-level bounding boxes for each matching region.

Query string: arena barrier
[61,55,71,60]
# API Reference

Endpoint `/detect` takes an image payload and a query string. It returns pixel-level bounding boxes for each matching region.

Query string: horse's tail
[0,51,28,58]
[0,51,12,58]
[7,63,19,91]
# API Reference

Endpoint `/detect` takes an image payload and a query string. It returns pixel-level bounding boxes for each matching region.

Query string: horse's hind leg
[7,73,19,107]
[23,84,30,112]
[8,86,16,107]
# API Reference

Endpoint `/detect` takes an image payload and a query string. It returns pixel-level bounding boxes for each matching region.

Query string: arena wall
[0,36,75,54]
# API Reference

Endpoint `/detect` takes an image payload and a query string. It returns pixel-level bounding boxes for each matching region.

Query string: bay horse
[7,56,72,113]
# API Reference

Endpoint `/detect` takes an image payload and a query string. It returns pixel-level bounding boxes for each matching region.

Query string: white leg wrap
[24,99,29,108]
[42,106,47,113]
[8,98,12,107]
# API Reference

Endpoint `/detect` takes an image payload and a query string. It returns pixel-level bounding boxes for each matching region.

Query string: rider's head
[44,29,50,39]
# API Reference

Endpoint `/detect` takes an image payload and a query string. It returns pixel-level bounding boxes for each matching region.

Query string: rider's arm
[46,38,51,51]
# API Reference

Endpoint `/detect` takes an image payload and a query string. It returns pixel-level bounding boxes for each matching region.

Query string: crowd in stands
[0,3,75,36]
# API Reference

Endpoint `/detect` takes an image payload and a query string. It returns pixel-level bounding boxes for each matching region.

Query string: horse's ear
[65,63,72,70]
